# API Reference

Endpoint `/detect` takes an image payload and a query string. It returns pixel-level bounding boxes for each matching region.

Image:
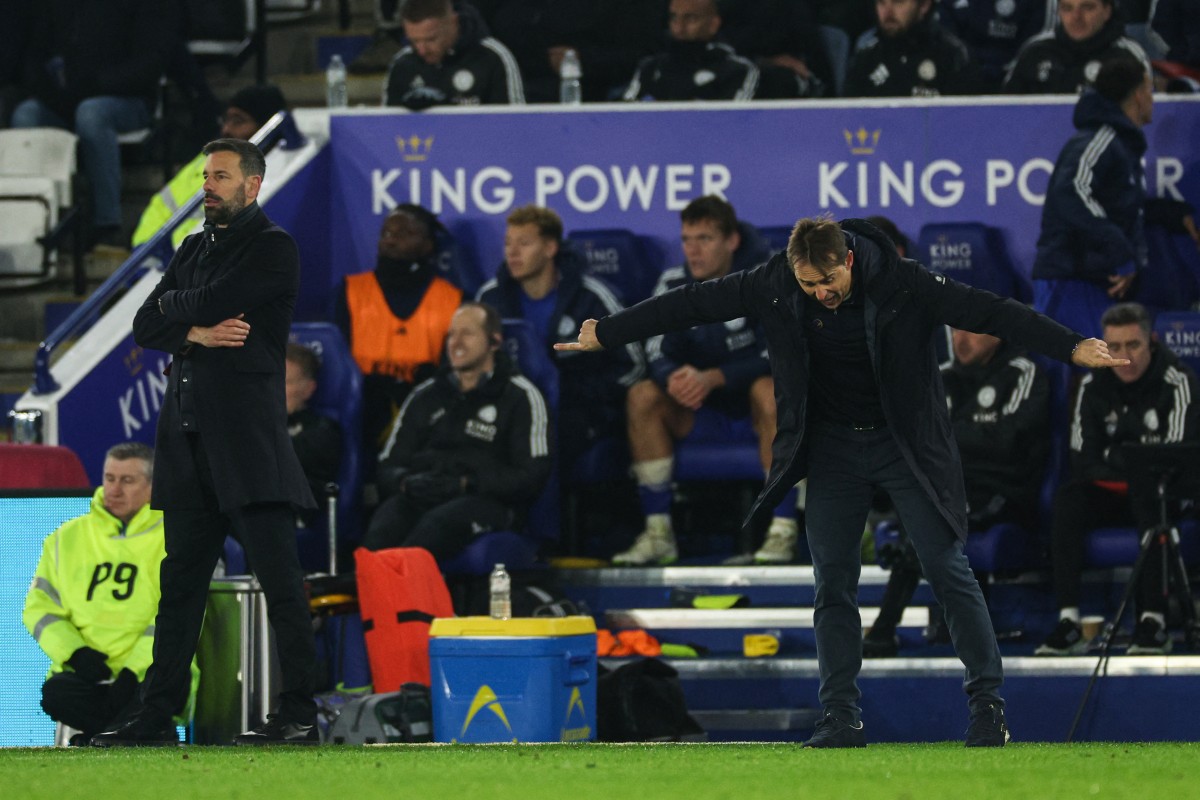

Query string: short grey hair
[106,442,154,481]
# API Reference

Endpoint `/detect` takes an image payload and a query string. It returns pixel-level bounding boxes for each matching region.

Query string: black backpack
[596,658,706,742]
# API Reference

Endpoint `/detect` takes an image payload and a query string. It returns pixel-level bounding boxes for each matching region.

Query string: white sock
[768,517,798,536]
[645,513,672,537]
[1059,607,1080,624]
[632,457,673,490]
[1140,611,1166,627]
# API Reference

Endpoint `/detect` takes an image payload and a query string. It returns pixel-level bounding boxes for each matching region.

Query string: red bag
[355,547,454,691]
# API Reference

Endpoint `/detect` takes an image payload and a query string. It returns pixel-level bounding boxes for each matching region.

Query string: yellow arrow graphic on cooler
[460,685,514,740]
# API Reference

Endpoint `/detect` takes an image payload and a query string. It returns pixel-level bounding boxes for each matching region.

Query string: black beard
[204,187,247,224]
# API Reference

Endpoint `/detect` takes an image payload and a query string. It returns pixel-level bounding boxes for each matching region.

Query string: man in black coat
[557,217,1126,747]
[93,139,320,747]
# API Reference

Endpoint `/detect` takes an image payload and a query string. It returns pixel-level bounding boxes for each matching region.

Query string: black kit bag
[596,658,706,742]
[327,683,433,744]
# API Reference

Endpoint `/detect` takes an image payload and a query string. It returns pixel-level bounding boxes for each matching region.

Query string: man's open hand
[1071,338,1131,369]
[187,315,249,348]
[553,318,604,351]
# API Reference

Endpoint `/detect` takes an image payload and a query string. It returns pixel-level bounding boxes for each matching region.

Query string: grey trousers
[804,422,1004,724]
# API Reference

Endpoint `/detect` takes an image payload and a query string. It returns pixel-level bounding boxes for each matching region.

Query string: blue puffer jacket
[1032,89,1146,284]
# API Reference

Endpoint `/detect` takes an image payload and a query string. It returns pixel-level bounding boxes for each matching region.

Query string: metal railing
[31,111,306,395]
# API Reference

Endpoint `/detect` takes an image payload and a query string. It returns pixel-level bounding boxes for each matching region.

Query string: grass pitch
[2,742,1197,800]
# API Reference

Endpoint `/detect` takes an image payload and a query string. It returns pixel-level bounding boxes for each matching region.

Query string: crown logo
[396,134,434,162]
[843,127,881,155]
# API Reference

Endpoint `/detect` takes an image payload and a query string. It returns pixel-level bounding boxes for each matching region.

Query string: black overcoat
[132,205,315,513]
[597,219,1081,541]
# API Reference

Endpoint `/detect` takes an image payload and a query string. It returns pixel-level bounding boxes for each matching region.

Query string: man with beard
[622,0,759,101]
[93,138,319,746]
[336,205,463,450]
[844,0,981,97]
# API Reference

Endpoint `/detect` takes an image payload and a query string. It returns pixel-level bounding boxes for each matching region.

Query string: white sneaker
[754,523,797,564]
[612,527,678,566]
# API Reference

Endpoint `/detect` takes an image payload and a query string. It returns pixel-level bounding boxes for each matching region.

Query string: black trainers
[1126,617,1172,655]
[801,713,867,748]
[1034,618,1086,655]
[965,703,1009,747]
[233,714,319,745]
[862,629,900,658]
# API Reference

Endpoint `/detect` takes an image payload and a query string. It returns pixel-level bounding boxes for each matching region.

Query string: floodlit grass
[1,742,1197,800]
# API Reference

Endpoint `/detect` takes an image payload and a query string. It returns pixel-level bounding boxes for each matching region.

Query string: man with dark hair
[285,342,344,501]
[1036,302,1200,656]
[365,302,553,561]
[1031,53,1197,340]
[23,443,198,746]
[558,215,1127,747]
[383,0,525,109]
[1004,0,1148,93]
[338,204,463,450]
[623,0,759,101]
[863,329,1051,657]
[132,84,289,249]
[477,204,643,472]
[610,195,796,566]
[844,0,981,97]
[96,138,319,746]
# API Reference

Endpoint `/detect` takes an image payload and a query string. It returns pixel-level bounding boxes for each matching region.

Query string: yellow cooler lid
[429,616,596,637]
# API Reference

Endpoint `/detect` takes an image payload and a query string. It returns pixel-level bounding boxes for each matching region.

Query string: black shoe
[801,713,867,748]
[862,629,900,658]
[1034,618,1086,656]
[965,704,1010,747]
[233,715,319,745]
[1126,617,1172,655]
[90,712,178,747]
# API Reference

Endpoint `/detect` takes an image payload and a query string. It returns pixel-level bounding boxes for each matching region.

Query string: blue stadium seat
[757,225,793,256]
[1132,227,1200,314]
[566,228,664,306]
[1085,520,1200,568]
[916,222,1031,302]
[436,220,487,297]
[1153,310,1200,375]
[439,319,559,576]
[223,323,363,575]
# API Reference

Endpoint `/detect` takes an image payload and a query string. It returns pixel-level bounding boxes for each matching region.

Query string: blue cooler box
[428,616,597,743]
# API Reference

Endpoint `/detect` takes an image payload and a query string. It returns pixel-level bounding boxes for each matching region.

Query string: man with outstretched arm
[556,216,1126,748]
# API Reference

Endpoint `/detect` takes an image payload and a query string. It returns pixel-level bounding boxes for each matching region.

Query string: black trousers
[41,671,138,737]
[363,493,513,562]
[805,423,1003,723]
[141,434,317,725]
[1049,480,1163,613]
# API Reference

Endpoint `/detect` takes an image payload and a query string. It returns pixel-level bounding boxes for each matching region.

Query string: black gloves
[404,472,466,507]
[66,646,112,683]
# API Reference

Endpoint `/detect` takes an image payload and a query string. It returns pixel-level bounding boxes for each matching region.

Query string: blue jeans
[12,96,151,228]
[804,422,1004,724]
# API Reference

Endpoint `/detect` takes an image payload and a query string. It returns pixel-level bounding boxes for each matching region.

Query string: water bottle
[326,54,348,108]
[489,563,512,620]
[559,49,582,105]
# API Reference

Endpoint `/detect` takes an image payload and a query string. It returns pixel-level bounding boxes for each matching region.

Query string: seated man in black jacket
[863,329,1051,656]
[844,0,980,97]
[363,302,553,562]
[1036,302,1200,656]
[383,0,525,108]
[623,0,759,101]
[285,343,344,509]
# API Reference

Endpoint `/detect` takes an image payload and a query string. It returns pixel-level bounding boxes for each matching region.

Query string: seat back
[0,129,77,207]
[757,225,793,256]
[566,228,663,306]
[916,222,1030,302]
[0,443,90,489]
[1153,310,1200,375]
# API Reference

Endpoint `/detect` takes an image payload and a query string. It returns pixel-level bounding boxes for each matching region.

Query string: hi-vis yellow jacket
[130,153,205,249]
[23,488,167,679]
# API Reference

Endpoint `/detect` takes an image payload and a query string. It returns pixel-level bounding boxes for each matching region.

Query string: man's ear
[846,250,855,271]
